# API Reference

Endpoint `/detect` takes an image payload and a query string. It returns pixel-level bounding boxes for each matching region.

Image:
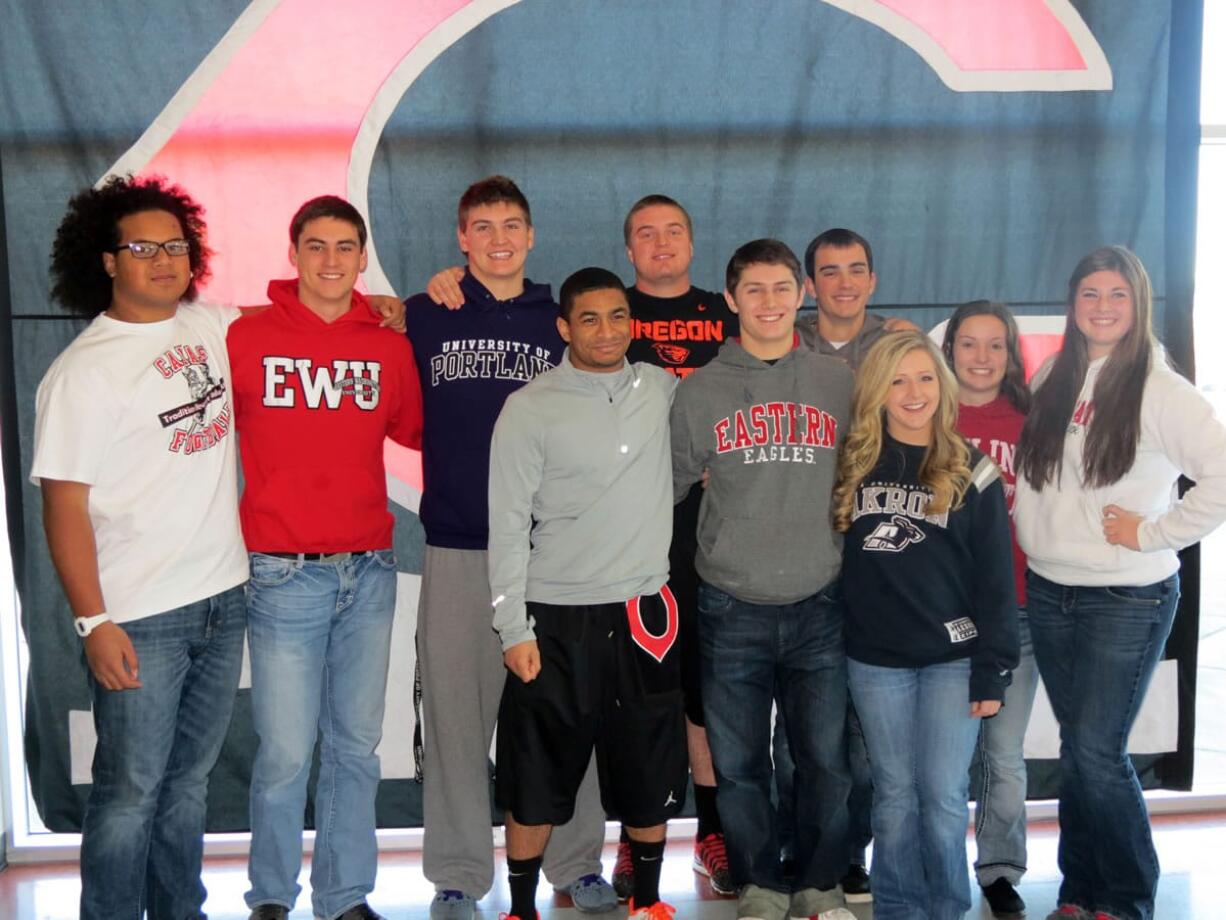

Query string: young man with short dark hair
[228,195,423,920]
[671,240,856,920]
[407,177,613,920]
[617,193,737,898]
[489,267,685,920]
[785,225,915,902]
[799,227,914,370]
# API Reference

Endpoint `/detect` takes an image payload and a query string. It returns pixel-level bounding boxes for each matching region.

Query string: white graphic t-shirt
[31,302,247,623]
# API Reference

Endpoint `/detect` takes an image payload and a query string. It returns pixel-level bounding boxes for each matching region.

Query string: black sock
[507,855,542,919]
[620,825,630,844]
[694,783,722,839]
[629,838,666,907]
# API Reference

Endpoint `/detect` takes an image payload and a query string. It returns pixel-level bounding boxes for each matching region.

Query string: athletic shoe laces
[696,833,729,872]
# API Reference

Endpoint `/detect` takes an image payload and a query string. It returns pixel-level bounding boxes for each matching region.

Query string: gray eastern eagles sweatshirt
[671,338,853,604]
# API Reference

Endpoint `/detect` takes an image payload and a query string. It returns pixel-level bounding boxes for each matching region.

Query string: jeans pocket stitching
[1102,586,1164,608]
[370,549,398,570]
[249,556,298,588]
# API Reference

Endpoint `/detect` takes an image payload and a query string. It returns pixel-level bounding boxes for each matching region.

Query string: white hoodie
[1015,353,1226,586]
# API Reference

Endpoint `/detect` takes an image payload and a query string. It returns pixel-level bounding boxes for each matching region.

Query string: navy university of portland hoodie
[405,271,562,549]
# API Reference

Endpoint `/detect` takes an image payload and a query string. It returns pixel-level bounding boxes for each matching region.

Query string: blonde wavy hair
[832,331,972,532]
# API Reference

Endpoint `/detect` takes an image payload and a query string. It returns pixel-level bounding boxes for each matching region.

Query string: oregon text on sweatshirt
[671,338,853,604]
[956,396,1028,605]
[405,272,562,549]
[627,286,739,379]
[228,280,423,552]
[842,435,1019,702]
[1015,353,1226,586]
[488,355,676,650]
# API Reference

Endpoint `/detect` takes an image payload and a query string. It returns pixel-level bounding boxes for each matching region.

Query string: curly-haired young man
[32,174,248,920]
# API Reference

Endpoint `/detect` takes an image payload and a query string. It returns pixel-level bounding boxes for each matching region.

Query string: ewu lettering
[154,343,233,454]
[261,357,382,410]
[713,401,838,466]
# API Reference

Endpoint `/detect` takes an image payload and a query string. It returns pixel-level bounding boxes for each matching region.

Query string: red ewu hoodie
[228,280,423,552]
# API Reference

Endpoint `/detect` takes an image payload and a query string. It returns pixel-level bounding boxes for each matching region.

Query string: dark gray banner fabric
[0,0,1201,832]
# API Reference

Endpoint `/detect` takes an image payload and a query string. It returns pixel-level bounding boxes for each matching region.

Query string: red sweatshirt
[228,280,422,552]
[955,395,1027,605]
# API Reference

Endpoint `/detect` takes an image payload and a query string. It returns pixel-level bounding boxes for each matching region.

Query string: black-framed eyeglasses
[111,239,191,259]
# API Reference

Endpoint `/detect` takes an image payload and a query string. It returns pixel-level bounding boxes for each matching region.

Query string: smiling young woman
[942,301,1037,918]
[1014,246,1226,920]
[832,330,1019,920]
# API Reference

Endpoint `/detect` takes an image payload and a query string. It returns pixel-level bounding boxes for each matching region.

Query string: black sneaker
[334,902,387,920]
[841,864,872,904]
[248,906,289,920]
[982,878,1026,918]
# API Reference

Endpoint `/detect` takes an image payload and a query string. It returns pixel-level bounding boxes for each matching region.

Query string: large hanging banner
[0,0,1203,832]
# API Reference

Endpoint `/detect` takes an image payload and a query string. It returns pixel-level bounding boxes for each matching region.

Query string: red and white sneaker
[692,832,735,896]
[1044,907,1092,920]
[627,899,677,920]
[612,839,634,902]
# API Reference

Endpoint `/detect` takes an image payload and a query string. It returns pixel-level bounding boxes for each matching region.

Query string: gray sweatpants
[418,545,605,896]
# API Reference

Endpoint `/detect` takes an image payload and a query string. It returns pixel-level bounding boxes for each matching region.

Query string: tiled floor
[2,812,1223,918]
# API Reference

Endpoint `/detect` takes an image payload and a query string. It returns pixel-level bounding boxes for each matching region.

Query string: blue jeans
[848,658,981,920]
[79,585,246,920]
[244,550,397,919]
[1026,571,1179,920]
[698,580,850,894]
[774,699,873,867]
[972,609,1038,887]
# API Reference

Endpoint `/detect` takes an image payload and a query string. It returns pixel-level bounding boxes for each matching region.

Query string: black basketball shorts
[494,586,688,829]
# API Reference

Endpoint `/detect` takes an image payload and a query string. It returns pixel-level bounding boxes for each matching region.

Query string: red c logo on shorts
[626,585,679,664]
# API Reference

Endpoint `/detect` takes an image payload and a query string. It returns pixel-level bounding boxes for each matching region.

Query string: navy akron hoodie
[405,272,562,549]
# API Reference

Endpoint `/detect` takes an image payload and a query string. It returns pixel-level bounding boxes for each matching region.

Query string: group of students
[27,171,1226,920]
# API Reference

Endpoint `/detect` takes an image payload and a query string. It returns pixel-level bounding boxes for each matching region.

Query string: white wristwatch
[74,612,112,637]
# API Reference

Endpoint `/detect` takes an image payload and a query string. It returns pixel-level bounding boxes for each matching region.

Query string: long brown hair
[1015,246,1155,490]
[941,300,1031,414]
[832,332,971,532]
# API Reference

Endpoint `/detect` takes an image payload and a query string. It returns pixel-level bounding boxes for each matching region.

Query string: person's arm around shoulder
[1107,370,1226,552]
[42,480,141,690]
[966,460,1020,715]
[488,392,546,681]
[367,294,407,332]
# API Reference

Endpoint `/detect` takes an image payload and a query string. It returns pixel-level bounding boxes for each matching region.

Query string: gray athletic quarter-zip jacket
[489,352,676,650]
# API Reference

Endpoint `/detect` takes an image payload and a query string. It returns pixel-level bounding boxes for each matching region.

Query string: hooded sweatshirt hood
[265,278,383,328]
